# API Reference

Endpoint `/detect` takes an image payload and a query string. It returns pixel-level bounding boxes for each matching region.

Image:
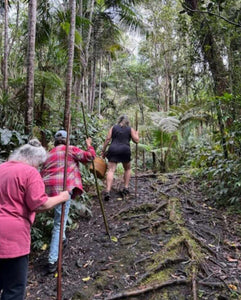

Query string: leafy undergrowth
[26,171,241,300]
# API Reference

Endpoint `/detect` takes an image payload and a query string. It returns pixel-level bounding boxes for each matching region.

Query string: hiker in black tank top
[101,115,139,201]
[106,124,131,163]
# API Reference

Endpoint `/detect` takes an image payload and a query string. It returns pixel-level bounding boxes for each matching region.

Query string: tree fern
[150,112,180,133]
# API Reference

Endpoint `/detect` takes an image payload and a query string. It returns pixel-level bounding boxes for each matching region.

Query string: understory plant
[201,158,241,206]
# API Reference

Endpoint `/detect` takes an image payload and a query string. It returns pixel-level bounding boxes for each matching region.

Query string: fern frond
[150,112,180,133]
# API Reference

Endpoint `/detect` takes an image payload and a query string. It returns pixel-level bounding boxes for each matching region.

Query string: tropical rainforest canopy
[1,0,241,249]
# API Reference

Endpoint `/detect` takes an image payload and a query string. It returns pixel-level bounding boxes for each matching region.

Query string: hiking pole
[135,111,138,199]
[57,113,71,300]
[81,102,111,238]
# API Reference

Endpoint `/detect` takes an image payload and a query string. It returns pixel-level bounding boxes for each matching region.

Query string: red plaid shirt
[41,144,96,198]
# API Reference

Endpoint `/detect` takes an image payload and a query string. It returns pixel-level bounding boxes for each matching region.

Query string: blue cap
[55,130,67,139]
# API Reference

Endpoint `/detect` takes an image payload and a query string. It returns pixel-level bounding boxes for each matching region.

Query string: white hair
[8,139,47,167]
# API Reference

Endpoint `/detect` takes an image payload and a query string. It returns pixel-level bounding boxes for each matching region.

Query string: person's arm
[35,191,69,212]
[71,138,96,163]
[101,127,113,158]
[131,128,139,143]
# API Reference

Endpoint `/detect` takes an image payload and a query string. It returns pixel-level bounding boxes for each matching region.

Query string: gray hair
[117,115,129,127]
[8,138,47,167]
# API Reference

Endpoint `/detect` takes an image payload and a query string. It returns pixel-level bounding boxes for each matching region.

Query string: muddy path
[26,172,241,300]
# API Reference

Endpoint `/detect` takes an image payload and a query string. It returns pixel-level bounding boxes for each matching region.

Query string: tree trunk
[229,35,241,120]
[85,0,95,67]
[184,0,229,159]
[3,0,9,93]
[84,0,95,112]
[98,55,102,116]
[9,0,20,54]
[75,75,82,110]
[64,0,76,129]
[25,0,37,135]
[90,54,96,112]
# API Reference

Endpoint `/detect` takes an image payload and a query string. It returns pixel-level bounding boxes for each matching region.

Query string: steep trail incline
[26,172,241,300]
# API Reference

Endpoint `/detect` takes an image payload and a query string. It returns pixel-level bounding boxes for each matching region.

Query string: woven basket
[89,156,107,179]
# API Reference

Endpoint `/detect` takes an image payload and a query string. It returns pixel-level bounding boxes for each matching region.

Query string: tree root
[136,257,188,284]
[183,238,198,300]
[139,218,166,232]
[148,200,168,215]
[112,201,167,221]
[198,281,224,288]
[105,278,189,300]
[134,255,154,266]
[188,231,218,257]
[112,203,157,220]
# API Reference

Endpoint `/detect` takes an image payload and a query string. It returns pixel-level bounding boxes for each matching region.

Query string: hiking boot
[48,262,57,274]
[103,191,110,201]
[121,188,130,196]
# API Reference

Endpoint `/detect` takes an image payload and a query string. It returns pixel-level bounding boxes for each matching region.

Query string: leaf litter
[26,171,241,300]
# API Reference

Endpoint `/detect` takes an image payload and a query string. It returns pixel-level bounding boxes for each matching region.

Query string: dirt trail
[26,172,241,300]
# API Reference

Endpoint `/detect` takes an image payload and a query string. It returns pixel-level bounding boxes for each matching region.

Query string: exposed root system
[26,172,241,300]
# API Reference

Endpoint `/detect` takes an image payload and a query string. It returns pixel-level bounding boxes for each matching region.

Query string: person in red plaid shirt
[41,130,96,273]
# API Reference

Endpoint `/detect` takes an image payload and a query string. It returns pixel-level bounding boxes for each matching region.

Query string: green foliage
[201,158,241,207]
[184,134,241,207]
[31,211,54,251]
[0,128,27,159]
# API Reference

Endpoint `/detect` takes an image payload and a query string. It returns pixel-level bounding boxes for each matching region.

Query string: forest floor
[26,171,241,300]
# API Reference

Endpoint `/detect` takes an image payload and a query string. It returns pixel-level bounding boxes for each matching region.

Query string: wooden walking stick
[135,112,138,199]
[81,102,110,238]
[57,114,71,300]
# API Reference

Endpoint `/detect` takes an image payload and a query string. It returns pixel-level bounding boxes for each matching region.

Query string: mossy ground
[26,173,241,300]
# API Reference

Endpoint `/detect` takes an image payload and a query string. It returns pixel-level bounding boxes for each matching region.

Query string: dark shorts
[106,144,131,163]
[0,255,29,300]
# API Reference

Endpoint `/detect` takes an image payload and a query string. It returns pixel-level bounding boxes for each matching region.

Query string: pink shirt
[0,161,48,258]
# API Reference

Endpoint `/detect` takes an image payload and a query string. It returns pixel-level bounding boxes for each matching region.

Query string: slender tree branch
[180,1,241,27]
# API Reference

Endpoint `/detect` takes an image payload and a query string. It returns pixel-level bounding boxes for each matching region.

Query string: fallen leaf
[111,236,118,243]
[228,284,237,291]
[41,244,48,251]
[82,276,91,282]
[171,274,179,279]
[227,255,238,262]
[117,197,122,201]
[224,240,237,248]
[83,260,94,268]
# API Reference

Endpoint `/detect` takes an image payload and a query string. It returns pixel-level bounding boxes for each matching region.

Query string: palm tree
[64,0,76,129]
[25,0,37,135]
[3,0,9,93]
[183,0,229,159]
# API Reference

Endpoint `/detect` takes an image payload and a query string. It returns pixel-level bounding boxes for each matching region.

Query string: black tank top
[111,125,131,146]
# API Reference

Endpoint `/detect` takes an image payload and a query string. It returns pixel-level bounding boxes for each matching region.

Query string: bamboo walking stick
[57,114,71,300]
[81,102,110,238]
[135,112,138,199]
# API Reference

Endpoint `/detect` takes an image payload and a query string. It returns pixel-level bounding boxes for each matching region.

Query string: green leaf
[111,236,118,243]
[0,129,12,145]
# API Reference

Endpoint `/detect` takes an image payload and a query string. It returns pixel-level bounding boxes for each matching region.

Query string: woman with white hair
[0,139,69,300]
[101,115,139,201]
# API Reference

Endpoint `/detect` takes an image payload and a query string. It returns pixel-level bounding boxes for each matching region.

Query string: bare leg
[122,162,131,189]
[106,162,117,192]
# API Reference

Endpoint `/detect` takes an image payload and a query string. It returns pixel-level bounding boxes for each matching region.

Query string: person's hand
[60,191,69,202]
[86,137,92,148]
